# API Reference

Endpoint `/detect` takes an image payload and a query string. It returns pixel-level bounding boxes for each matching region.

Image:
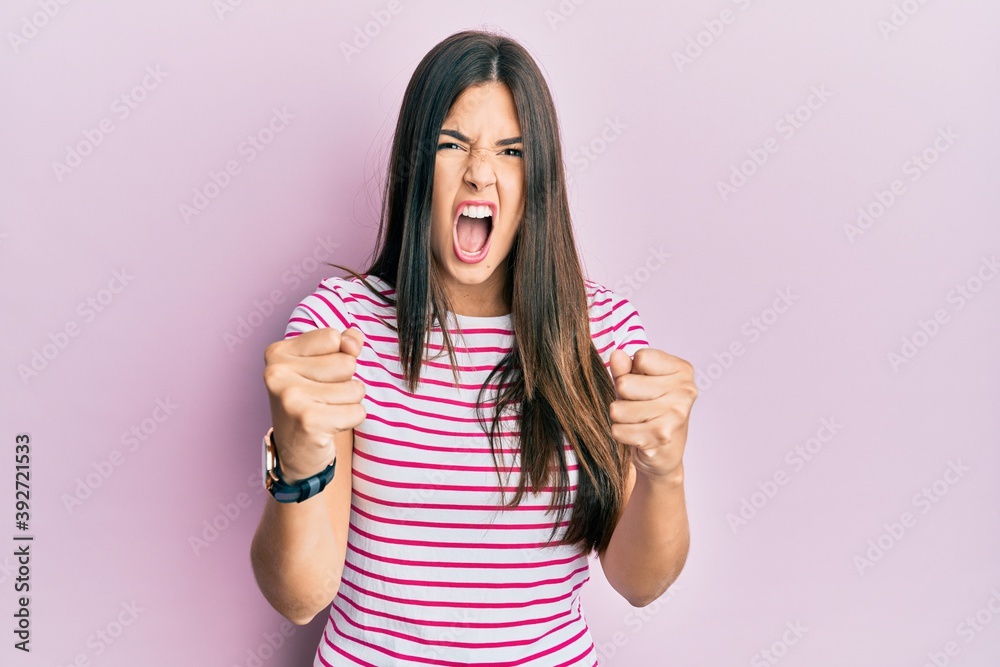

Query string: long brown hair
[327,29,628,557]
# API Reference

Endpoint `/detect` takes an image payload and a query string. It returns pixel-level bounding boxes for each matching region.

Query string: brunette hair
[327,28,628,556]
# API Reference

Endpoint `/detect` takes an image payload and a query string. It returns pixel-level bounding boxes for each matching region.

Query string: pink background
[3,1,999,665]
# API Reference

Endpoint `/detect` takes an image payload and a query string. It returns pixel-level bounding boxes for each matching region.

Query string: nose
[463,147,497,191]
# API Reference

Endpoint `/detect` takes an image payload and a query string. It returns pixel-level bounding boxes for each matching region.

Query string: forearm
[250,493,345,625]
[600,464,689,607]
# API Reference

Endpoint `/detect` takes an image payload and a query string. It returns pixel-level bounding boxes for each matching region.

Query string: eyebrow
[440,129,523,147]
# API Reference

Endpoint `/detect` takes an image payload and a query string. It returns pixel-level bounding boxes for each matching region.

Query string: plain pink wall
[2,1,999,665]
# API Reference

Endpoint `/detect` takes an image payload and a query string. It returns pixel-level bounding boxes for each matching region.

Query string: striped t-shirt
[282,273,649,667]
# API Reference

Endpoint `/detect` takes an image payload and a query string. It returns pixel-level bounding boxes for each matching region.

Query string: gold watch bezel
[262,428,282,491]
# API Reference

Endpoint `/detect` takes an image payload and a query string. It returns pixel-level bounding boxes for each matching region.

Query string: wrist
[638,462,685,488]
[269,431,326,482]
[262,428,337,503]
[275,459,322,485]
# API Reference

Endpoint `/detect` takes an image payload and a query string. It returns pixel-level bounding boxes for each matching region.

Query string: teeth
[460,204,493,219]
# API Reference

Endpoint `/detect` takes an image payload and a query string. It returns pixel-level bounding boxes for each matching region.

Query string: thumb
[609,348,632,385]
[340,326,365,358]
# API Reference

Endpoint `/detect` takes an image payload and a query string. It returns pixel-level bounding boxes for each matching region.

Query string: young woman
[251,29,697,666]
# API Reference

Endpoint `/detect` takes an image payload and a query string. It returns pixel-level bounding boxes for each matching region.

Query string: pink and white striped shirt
[282,273,649,667]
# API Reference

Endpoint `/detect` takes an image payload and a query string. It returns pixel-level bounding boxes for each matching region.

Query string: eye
[503,148,523,158]
[438,142,464,151]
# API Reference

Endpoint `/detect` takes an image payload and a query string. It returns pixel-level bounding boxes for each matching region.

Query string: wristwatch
[261,427,337,503]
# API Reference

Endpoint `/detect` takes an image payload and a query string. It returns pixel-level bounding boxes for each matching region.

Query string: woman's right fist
[262,326,366,482]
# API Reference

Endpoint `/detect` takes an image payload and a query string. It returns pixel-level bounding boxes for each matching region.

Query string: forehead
[443,83,520,130]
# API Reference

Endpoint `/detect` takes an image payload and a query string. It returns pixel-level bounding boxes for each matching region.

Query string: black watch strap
[268,430,337,503]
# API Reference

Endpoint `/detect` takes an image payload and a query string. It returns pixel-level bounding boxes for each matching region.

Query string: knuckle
[264,340,283,364]
[653,420,672,442]
[298,411,322,435]
[280,385,305,414]
[262,362,281,385]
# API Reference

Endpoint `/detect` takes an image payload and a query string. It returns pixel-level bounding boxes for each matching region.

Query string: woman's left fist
[608,347,698,481]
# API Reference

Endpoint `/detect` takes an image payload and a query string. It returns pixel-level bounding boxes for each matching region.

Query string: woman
[251,29,697,666]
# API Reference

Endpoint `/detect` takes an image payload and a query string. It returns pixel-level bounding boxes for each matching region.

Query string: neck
[445,262,510,317]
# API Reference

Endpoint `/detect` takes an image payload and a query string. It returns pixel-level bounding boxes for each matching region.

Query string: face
[430,82,525,317]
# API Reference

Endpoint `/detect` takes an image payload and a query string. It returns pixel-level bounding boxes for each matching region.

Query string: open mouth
[453,201,495,263]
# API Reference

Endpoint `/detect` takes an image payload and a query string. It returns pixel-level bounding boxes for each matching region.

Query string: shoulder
[583,278,642,335]
[319,274,393,310]
[584,278,649,361]
[283,273,395,339]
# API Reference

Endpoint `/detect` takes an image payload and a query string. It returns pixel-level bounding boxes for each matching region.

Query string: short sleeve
[588,282,651,367]
[282,278,358,340]
[606,291,649,358]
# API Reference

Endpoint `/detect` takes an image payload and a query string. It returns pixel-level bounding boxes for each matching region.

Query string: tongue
[456,215,490,253]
